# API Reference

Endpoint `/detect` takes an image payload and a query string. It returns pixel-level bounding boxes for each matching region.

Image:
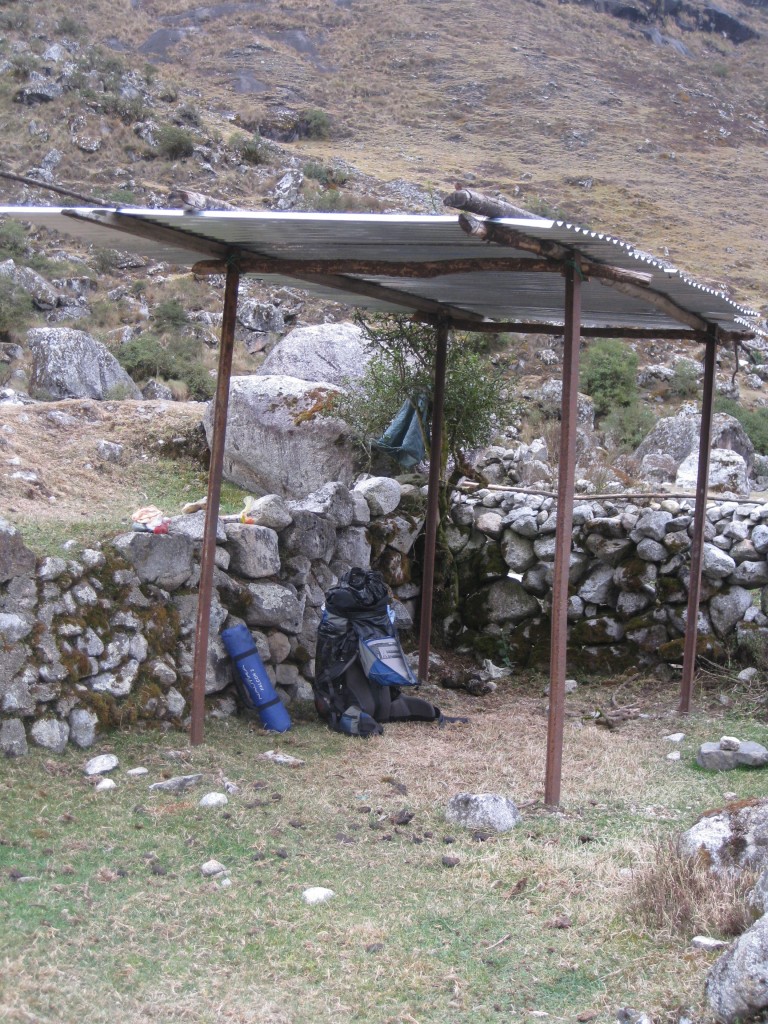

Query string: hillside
[0,0,766,310]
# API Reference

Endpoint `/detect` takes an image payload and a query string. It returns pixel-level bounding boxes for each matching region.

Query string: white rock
[693,935,728,951]
[667,751,682,761]
[719,736,741,751]
[94,778,116,792]
[302,886,335,905]
[125,767,149,777]
[219,877,232,888]
[199,792,228,808]
[665,733,686,743]
[84,753,119,776]
[201,859,227,877]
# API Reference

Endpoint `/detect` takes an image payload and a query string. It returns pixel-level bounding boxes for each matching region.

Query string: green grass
[1,686,766,1023]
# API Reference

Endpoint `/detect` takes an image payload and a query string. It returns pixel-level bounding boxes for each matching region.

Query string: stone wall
[2,477,767,757]
[449,488,768,673]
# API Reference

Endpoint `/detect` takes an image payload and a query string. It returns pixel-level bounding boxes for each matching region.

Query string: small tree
[334,313,509,639]
[337,313,507,476]
[581,337,639,416]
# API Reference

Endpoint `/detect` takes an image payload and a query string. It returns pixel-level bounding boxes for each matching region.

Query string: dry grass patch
[1,682,767,1022]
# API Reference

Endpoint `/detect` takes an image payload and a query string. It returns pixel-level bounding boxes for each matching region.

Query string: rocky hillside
[1,0,768,550]
[0,0,766,308]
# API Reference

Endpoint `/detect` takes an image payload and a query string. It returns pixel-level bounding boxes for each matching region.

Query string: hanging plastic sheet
[373,395,430,468]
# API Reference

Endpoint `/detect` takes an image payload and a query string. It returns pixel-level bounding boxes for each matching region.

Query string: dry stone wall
[2,478,768,757]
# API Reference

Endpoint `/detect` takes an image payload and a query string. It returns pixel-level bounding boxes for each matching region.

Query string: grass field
[1,678,766,1024]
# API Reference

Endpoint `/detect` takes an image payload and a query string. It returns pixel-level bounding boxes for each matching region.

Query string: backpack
[313,567,442,737]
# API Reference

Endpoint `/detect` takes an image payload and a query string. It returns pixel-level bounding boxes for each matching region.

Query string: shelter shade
[0,201,761,804]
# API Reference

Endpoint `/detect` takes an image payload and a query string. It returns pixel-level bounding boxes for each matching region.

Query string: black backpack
[313,568,442,737]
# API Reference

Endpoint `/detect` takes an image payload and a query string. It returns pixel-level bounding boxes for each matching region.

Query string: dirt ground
[0,398,208,532]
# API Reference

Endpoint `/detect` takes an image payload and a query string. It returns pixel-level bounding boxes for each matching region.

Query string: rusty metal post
[190,262,240,745]
[417,320,450,683]
[678,328,717,713]
[544,264,581,807]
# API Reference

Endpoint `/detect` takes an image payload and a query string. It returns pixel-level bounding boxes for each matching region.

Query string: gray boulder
[632,411,754,474]
[0,518,36,583]
[68,708,98,748]
[224,524,281,579]
[676,448,751,496]
[0,259,61,309]
[706,914,768,1024]
[28,327,141,400]
[0,718,28,757]
[30,718,69,753]
[445,793,522,833]
[204,375,356,499]
[111,533,195,591]
[679,799,768,874]
[289,482,356,527]
[258,321,370,386]
[709,587,754,638]
[354,477,402,516]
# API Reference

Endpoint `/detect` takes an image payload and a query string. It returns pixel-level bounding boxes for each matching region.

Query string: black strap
[232,645,258,664]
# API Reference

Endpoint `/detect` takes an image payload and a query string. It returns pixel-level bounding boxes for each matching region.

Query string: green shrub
[230,133,270,166]
[715,396,768,455]
[304,161,348,187]
[0,278,34,338]
[581,337,639,416]
[56,15,85,37]
[115,333,214,401]
[297,107,332,140]
[153,298,188,332]
[602,400,655,451]
[156,125,195,160]
[668,359,700,398]
[176,104,202,127]
[0,220,28,258]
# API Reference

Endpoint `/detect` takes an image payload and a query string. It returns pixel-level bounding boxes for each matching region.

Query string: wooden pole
[544,264,581,807]
[190,261,240,746]
[417,321,450,683]
[678,328,718,713]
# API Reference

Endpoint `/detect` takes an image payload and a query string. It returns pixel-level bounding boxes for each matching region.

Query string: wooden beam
[459,213,709,333]
[191,256,561,277]
[443,186,540,220]
[458,213,654,288]
[61,209,230,260]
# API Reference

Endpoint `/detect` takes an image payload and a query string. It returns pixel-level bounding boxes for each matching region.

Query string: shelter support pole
[190,262,240,745]
[544,265,582,807]
[678,328,717,713]
[417,320,450,682]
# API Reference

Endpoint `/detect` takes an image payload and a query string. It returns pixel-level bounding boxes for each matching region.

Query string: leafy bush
[333,313,507,470]
[304,161,348,187]
[0,278,34,339]
[115,334,214,401]
[715,396,768,455]
[176,104,202,127]
[668,360,700,398]
[153,299,188,332]
[156,125,195,160]
[297,107,332,140]
[56,15,85,37]
[602,400,655,451]
[229,133,270,166]
[581,337,639,416]
[0,220,28,258]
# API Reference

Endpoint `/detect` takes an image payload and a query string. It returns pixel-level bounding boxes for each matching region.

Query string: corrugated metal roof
[0,206,760,335]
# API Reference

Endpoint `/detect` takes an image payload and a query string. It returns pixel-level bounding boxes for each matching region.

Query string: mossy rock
[657,633,726,663]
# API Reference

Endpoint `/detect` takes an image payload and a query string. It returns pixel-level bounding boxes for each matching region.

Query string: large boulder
[676,448,751,495]
[0,518,36,583]
[203,375,356,499]
[706,914,768,1024]
[28,327,141,400]
[257,322,370,386]
[678,799,768,876]
[632,411,754,476]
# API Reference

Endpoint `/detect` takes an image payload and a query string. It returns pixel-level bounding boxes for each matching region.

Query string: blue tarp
[373,395,430,468]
